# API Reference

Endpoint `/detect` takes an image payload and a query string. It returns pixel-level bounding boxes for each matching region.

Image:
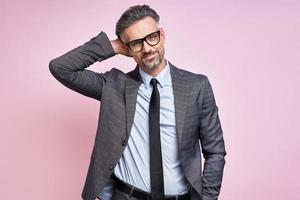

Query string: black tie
[149,78,164,200]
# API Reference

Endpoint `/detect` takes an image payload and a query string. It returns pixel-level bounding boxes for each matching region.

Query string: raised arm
[199,77,227,200]
[49,31,116,101]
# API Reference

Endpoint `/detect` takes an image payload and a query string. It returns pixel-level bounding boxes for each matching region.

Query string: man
[49,4,226,200]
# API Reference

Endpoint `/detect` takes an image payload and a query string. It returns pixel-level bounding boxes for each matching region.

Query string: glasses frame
[124,30,161,53]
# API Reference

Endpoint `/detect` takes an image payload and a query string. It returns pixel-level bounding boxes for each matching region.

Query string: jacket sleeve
[49,31,115,101]
[199,77,227,200]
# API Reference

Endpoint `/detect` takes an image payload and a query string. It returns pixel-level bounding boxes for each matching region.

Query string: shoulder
[169,62,209,87]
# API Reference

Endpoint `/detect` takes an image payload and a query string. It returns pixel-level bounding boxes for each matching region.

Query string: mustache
[142,51,157,59]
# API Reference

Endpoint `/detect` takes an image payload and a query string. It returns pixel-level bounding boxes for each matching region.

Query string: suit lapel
[125,66,142,139]
[169,63,190,150]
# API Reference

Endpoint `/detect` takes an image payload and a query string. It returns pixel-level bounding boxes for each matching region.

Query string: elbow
[48,59,65,82]
[49,59,66,80]
[49,59,58,76]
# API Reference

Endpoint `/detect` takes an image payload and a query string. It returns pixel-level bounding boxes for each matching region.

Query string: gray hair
[115,5,160,39]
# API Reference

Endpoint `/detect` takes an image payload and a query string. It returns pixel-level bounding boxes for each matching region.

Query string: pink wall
[1,0,300,199]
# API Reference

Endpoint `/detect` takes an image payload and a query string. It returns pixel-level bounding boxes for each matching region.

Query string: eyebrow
[126,30,160,44]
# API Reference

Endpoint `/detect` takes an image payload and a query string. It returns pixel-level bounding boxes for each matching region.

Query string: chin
[143,58,161,71]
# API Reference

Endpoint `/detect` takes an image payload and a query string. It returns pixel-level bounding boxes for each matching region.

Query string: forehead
[122,16,160,42]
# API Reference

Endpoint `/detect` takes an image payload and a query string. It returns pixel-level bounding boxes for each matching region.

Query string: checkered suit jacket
[49,31,226,200]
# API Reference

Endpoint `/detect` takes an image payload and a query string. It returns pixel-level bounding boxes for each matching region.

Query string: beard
[141,51,162,70]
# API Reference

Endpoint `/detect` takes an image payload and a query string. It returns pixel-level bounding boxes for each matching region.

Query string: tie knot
[150,78,159,88]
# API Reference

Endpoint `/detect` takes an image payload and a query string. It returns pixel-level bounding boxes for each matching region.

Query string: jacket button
[122,140,126,146]
[109,164,114,170]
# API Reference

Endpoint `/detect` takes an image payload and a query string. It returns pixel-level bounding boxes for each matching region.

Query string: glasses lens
[127,31,160,52]
[129,40,143,52]
[146,32,160,46]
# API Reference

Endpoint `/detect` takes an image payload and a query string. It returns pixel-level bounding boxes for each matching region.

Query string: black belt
[112,175,190,200]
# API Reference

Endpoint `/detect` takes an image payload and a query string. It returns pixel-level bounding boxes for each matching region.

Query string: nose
[142,40,152,53]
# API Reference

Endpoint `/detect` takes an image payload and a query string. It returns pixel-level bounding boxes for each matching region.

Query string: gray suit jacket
[49,31,226,200]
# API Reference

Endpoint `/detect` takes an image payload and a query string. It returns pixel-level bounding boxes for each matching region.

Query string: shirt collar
[138,60,171,89]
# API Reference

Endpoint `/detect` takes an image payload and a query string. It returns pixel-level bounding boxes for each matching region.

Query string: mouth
[143,53,157,61]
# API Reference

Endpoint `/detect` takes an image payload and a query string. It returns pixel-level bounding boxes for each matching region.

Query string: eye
[147,33,158,41]
[129,40,141,47]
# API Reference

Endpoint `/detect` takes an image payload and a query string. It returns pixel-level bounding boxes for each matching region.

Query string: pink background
[1,0,300,199]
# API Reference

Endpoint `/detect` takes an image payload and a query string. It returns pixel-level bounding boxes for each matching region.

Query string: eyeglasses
[125,30,161,53]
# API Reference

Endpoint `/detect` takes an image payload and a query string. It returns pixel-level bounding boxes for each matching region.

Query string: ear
[123,43,133,57]
[128,50,134,57]
[160,27,166,41]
